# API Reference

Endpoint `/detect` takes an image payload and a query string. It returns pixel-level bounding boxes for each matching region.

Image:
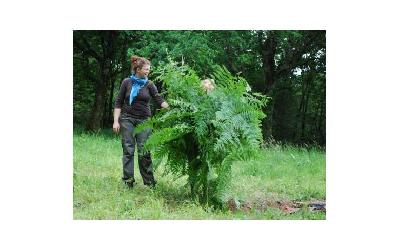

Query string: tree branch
[74,35,101,61]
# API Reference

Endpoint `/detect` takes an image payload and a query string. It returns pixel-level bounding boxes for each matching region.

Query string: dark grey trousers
[120,116,156,186]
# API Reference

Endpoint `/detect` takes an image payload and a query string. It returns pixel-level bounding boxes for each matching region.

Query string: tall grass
[73,130,325,220]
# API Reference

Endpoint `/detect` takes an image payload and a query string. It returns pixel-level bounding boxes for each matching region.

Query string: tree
[256,30,326,143]
[73,30,326,146]
[73,30,135,131]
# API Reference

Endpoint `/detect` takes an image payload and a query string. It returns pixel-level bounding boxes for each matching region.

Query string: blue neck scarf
[129,74,148,105]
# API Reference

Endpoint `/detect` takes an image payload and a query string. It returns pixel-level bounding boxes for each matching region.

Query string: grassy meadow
[73,129,326,220]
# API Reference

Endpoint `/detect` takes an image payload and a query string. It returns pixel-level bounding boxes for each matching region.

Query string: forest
[73,30,326,146]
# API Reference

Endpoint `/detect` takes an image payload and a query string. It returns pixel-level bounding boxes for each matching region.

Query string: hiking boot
[126,181,135,188]
[122,178,136,189]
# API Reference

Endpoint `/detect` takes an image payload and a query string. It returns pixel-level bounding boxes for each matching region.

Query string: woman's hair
[200,79,215,92]
[131,55,151,73]
[201,79,215,86]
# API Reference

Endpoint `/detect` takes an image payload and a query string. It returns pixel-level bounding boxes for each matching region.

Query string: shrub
[136,61,268,205]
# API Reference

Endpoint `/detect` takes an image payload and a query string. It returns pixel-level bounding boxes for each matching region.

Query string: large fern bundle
[136,61,268,205]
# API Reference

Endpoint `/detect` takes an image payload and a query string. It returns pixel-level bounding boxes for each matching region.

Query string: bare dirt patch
[227,197,326,214]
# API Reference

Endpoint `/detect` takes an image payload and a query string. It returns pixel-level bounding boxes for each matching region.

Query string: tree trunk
[107,78,116,124]
[102,85,109,128]
[85,31,119,131]
[259,31,277,141]
[317,87,325,145]
[87,80,107,131]
[87,62,111,130]
[300,73,313,142]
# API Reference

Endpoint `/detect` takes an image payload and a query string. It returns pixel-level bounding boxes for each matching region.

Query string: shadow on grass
[151,181,197,208]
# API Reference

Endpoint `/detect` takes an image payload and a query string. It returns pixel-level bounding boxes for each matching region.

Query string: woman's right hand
[113,122,120,133]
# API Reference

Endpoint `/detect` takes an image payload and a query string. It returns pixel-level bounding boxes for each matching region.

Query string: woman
[113,55,169,188]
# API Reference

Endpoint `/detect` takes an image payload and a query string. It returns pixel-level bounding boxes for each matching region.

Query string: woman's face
[136,64,150,79]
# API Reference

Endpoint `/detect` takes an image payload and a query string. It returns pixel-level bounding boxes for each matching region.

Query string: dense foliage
[135,61,267,204]
[73,30,325,146]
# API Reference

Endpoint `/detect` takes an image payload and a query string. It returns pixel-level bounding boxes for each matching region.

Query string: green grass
[73,129,325,220]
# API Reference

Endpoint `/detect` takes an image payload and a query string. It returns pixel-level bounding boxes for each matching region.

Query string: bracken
[135,60,268,206]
